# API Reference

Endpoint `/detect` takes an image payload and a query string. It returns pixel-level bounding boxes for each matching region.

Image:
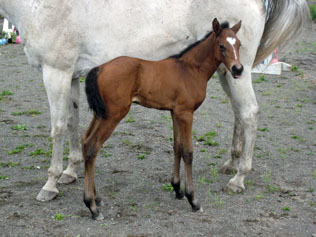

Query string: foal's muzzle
[232,65,244,79]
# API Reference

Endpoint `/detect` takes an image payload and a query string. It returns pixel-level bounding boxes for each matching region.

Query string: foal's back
[98,56,206,111]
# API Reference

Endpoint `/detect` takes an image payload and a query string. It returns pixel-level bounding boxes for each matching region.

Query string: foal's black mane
[170,21,230,59]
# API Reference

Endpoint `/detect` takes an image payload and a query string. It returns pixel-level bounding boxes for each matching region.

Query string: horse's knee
[239,104,259,129]
[51,122,67,139]
[83,140,98,162]
[182,149,193,164]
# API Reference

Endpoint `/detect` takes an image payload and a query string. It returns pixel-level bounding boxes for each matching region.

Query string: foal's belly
[132,96,174,111]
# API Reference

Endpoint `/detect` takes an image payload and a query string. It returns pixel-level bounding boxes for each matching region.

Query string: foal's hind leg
[59,77,82,184]
[82,112,128,220]
[175,111,201,211]
[170,112,184,199]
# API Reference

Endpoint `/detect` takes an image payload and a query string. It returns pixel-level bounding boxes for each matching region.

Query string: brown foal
[82,18,243,220]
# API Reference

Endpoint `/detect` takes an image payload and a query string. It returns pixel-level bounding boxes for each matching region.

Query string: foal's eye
[220,45,226,52]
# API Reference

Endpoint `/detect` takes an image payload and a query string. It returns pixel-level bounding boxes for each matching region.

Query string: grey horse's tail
[85,67,107,119]
[254,0,311,67]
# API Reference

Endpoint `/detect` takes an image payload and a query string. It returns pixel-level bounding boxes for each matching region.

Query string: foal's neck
[180,33,220,81]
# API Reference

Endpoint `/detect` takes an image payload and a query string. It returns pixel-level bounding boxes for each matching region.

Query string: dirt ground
[0,19,316,236]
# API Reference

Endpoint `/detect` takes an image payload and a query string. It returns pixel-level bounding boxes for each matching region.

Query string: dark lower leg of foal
[83,151,101,220]
[81,118,103,207]
[176,111,201,211]
[170,112,184,199]
[182,149,201,211]
[83,116,124,220]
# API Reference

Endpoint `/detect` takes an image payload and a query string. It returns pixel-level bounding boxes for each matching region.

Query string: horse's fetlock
[83,194,93,208]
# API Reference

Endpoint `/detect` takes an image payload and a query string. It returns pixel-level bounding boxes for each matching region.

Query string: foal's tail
[85,67,108,119]
[253,0,311,67]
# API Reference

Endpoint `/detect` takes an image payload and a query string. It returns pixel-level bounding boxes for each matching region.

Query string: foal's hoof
[219,165,237,175]
[92,212,104,221]
[175,191,184,200]
[58,173,77,184]
[192,204,202,212]
[224,181,245,193]
[36,189,58,202]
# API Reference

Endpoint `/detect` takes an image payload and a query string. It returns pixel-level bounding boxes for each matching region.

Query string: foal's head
[212,18,243,79]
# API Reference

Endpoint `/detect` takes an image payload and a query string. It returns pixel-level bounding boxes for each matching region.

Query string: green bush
[310,5,316,21]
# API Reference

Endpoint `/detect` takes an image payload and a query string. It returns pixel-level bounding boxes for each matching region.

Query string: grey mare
[0,0,310,202]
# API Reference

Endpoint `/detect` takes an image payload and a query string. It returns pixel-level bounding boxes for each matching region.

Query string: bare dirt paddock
[0,23,316,236]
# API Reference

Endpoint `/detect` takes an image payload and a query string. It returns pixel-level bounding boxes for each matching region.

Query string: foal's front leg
[171,112,184,199]
[175,111,201,211]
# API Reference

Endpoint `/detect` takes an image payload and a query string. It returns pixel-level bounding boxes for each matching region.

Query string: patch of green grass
[162,183,174,192]
[1,90,14,96]
[0,175,9,180]
[29,149,45,156]
[204,139,219,146]
[213,192,224,208]
[266,185,280,193]
[0,162,20,168]
[198,174,213,187]
[291,65,299,72]
[21,165,40,170]
[12,110,42,116]
[122,139,132,146]
[130,204,137,212]
[210,167,218,180]
[137,154,146,160]
[8,144,33,155]
[79,77,85,83]
[253,74,267,84]
[100,150,111,158]
[198,131,217,141]
[263,170,272,184]
[53,213,72,221]
[254,194,264,201]
[161,114,172,122]
[125,115,136,123]
[291,134,305,142]
[100,223,108,228]
[217,148,227,155]
[200,148,207,152]
[278,147,287,161]
[282,206,291,212]
[11,125,28,131]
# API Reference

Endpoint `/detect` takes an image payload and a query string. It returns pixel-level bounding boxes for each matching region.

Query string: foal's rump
[85,57,142,118]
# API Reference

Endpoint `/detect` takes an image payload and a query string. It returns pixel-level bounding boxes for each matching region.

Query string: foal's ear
[231,20,242,34]
[212,18,221,36]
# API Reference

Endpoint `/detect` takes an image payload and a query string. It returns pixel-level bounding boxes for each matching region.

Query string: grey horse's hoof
[36,189,58,202]
[93,212,104,221]
[224,182,245,193]
[96,199,104,207]
[58,173,77,184]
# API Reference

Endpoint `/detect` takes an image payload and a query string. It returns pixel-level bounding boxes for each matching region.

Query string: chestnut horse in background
[82,18,243,220]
